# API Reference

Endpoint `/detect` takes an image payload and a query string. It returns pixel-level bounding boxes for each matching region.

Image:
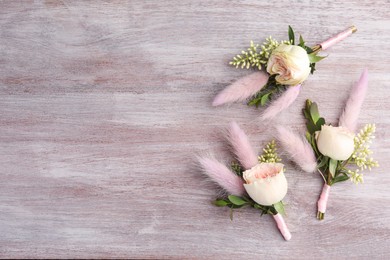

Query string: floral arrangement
[213,26,357,120]
[198,122,291,240]
[276,69,379,220]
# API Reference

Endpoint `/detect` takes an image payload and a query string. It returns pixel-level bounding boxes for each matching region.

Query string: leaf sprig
[247,75,288,107]
[215,195,277,220]
[215,195,285,220]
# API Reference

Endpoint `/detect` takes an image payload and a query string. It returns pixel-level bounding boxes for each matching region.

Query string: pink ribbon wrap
[319,26,356,50]
[272,213,291,241]
[317,184,331,213]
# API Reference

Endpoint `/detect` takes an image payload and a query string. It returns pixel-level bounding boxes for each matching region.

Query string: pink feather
[226,121,258,170]
[198,157,245,196]
[338,69,369,132]
[276,126,317,173]
[212,71,269,106]
[261,85,301,120]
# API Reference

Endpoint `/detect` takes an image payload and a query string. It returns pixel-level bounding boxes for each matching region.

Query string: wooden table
[1,1,389,259]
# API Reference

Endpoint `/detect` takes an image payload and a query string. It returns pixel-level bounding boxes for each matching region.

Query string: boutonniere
[276,70,379,220]
[213,26,356,120]
[198,122,291,240]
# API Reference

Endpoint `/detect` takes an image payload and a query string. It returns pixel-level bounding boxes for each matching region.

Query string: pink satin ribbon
[273,213,291,241]
[317,184,331,213]
[320,26,356,50]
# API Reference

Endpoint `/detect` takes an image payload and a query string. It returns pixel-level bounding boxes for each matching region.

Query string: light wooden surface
[1,1,389,259]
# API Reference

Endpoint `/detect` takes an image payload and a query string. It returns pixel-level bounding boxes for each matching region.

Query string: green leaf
[329,158,338,178]
[228,195,248,206]
[288,25,295,45]
[316,117,326,129]
[317,156,329,169]
[304,45,314,54]
[306,121,317,135]
[305,99,313,109]
[214,199,228,207]
[332,173,350,184]
[309,102,320,124]
[310,63,316,74]
[273,201,286,216]
[303,108,311,121]
[310,136,320,156]
[253,203,261,209]
[260,93,271,106]
[267,208,275,215]
[299,35,305,47]
[308,53,326,63]
[305,131,312,143]
[247,97,260,107]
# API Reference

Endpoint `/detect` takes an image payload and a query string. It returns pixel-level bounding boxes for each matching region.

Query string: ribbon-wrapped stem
[317,183,331,220]
[272,213,291,241]
[312,25,357,53]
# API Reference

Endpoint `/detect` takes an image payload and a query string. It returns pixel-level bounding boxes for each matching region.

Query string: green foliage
[298,34,305,47]
[288,25,295,45]
[308,53,327,63]
[303,99,325,157]
[214,195,281,220]
[273,201,286,215]
[214,199,229,207]
[328,158,338,177]
[331,171,350,185]
[303,99,332,183]
[258,140,282,163]
[308,52,326,74]
[228,195,247,206]
[247,75,288,107]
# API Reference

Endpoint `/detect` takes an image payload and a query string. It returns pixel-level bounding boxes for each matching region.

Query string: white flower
[243,163,287,206]
[315,125,355,161]
[266,44,311,85]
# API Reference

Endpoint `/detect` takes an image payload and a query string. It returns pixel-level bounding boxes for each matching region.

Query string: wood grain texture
[1,0,389,258]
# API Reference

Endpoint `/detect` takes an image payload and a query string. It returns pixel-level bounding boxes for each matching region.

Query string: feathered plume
[276,126,317,173]
[261,85,301,120]
[198,157,245,196]
[212,72,269,106]
[226,121,258,170]
[338,69,368,132]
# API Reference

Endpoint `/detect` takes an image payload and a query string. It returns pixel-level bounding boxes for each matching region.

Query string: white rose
[242,163,288,206]
[315,125,355,161]
[266,44,311,85]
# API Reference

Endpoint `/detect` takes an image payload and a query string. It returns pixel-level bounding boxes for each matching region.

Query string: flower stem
[272,213,291,241]
[312,25,357,52]
[317,183,331,220]
[317,211,325,220]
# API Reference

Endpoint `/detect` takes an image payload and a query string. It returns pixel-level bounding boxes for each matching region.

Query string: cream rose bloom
[242,163,287,206]
[266,44,311,85]
[316,125,355,161]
